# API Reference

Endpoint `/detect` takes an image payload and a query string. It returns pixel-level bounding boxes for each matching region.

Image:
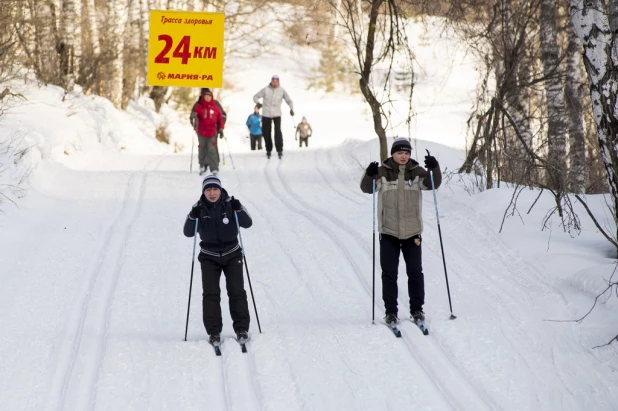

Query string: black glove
[256,103,262,109]
[189,203,202,219]
[366,161,379,177]
[218,129,224,139]
[290,110,295,116]
[424,155,438,169]
[230,196,242,211]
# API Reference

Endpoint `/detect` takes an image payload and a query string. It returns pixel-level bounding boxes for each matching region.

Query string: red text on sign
[154,35,218,65]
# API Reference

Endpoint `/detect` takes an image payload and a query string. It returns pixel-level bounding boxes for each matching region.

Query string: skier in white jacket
[253,74,294,159]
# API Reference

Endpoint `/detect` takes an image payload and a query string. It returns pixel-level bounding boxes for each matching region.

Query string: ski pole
[190,118,197,173]
[184,218,199,341]
[234,211,262,333]
[224,137,235,169]
[426,149,456,320]
[372,178,376,324]
[190,138,195,173]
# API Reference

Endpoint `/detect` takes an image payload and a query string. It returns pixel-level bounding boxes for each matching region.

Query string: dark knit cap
[391,137,412,155]
[200,88,211,96]
[202,175,222,192]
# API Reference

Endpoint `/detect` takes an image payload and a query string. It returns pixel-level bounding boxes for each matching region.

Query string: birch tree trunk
[565,18,586,193]
[540,0,568,189]
[82,0,100,55]
[122,0,141,109]
[60,0,78,90]
[34,0,58,84]
[569,0,618,247]
[107,0,127,108]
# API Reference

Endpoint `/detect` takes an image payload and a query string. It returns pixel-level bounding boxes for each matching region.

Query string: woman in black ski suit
[183,175,252,344]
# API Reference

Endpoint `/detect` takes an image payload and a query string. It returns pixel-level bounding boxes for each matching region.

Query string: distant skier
[253,74,294,159]
[246,105,263,151]
[184,175,252,346]
[295,116,312,147]
[360,138,441,328]
[193,90,224,175]
[190,88,227,169]
[190,88,227,131]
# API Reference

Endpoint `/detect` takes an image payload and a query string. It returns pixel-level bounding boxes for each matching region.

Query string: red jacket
[194,99,224,138]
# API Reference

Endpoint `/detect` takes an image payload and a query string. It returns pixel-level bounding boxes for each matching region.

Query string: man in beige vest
[360,138,441,327]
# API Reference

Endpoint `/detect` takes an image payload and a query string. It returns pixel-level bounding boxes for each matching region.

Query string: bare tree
[329,0,416,160]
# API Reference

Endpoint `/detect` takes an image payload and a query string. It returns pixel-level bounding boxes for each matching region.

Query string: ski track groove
[223,164,273,411]
[316,145,366,204]
[220,342,232,411]
[221,159,314,411]
[43,172,137,411]
[314,149,362,204]
[416,196,583,407]
[274,154,494,411]
[249,157,373,409]
[44,158,163,411]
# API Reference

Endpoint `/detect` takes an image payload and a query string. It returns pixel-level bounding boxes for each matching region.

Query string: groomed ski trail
[45,158,164,411]
[259,154,492,410]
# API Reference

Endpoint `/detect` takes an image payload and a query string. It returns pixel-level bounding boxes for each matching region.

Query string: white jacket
[253,84,294,118]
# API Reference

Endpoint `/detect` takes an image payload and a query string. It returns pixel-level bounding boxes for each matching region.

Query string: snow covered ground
[1,13,618,411]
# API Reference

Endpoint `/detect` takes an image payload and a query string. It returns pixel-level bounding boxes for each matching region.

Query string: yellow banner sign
[147,10,224,87]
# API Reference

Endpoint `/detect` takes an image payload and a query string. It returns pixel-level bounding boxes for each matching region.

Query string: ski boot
[277,151,282,159]
[208,333,222,355]
[236,331,249,343]
[384,312,401,337]
[236,330,249,353]
[411,310,429,335]
[385,312,398,326]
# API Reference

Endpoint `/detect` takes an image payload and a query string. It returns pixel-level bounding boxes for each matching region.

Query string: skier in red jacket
[194,90,224,175]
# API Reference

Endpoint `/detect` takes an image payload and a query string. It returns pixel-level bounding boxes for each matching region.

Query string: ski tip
[241,345,248,353]
[395,331,402,338]
[423,329,429,336]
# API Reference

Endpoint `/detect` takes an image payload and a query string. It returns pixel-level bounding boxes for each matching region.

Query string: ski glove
[290,110,295,116]
[366,161,379,178]
[189,203,202,219]
[256,103,262,109]
[218,129,224,139]
[424,155,438,169]
[230,197,242,212]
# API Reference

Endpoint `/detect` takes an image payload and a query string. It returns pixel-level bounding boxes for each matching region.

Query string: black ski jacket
[183,189,252,258]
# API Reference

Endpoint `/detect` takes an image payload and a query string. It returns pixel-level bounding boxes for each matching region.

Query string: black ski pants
[380,233,425,316]
[250,134,263,150]
[262,116,283,154]
[200,250,250,335]
[299,136,309,147]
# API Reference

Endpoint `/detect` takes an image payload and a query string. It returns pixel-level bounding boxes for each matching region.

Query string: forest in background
[4,0,618,252]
